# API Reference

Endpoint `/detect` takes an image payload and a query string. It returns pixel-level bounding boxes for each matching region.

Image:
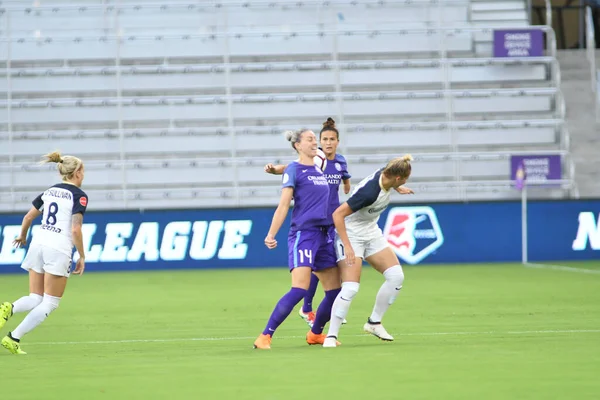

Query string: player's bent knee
[42,294,61,314]
[384,266,404,305]
[341,281,360,299]
[385,265,404,287]
[334,282,360,319]
[28,293,43,308]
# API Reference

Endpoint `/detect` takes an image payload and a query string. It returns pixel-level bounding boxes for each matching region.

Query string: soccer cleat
[0,302,12,330]
[1,335,26,355]
[342,318,348,325]
[253,333,272,350]
[298,309,316,328]
[306,330,341,346]
[323,336,339,348]
[363,320,394,341]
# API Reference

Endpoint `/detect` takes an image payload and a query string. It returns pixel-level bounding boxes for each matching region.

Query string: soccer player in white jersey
[323,155,414,348]
[0,151,88,355]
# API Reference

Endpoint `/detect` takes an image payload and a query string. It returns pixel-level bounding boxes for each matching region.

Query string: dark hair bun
[323,117,336,129]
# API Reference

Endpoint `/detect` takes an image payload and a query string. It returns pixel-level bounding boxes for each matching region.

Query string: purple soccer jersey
[322,153,351,225]
[282,162,329,231]
[282,162,336,271]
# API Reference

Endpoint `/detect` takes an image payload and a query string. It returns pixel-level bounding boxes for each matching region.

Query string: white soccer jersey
[30,183,88,256]
[344,168,392,239]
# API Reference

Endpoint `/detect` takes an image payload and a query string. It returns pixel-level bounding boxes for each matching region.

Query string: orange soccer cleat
[253,333,272,350]
[306,330,341,346]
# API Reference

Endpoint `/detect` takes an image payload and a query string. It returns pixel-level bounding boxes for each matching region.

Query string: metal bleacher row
[0,0,576,211]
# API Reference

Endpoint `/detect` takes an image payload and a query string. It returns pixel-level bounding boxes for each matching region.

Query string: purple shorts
[287,226,337,272]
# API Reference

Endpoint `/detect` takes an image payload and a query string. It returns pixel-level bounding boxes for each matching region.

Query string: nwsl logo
[382,206,444,264]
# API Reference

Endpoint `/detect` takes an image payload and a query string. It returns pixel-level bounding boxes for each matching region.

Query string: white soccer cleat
[323,336,339,348]
[363,321,394,341]
[342,318,348,325]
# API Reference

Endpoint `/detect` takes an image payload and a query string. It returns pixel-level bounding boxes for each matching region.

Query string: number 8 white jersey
[31,183,88,256]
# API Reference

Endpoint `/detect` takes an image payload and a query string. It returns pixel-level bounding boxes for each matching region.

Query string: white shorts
[335,234,390,262]
[21,244,72,278]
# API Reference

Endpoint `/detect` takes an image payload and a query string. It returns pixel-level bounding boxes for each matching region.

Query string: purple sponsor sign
[510,155,562,187]
[493,29,544,57]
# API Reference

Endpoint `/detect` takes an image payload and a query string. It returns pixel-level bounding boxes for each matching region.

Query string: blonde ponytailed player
[324,155,414,347]
[0,151,88,355]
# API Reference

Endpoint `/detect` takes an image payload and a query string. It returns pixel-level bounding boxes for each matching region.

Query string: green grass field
[1,262,599,400]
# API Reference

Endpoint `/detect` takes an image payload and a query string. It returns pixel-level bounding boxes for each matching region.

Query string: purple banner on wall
[493,29,544,57]
[510,155,562,185]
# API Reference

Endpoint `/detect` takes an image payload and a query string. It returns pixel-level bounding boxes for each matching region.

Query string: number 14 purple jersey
[282,161,330,232]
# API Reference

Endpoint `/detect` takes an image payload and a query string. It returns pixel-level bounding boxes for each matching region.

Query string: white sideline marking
[27,329,600,346]
[525,262,600,275]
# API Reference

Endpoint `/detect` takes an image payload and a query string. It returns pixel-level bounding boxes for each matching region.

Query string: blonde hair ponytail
[383,154,413,178]
[41,150,83,181]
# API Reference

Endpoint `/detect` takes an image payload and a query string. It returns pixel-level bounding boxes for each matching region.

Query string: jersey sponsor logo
[368,205,387,214]
[324,173,342,186]
[41,224,62,234]
[0,220,253,265]
[80,197,88,207]
[572,212,600,251]
[382,206,444,264]
[307,175,328,186]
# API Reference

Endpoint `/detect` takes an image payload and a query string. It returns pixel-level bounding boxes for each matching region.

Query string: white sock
[326,282,359,338]
[12,293,43,313]
[369,266,404,323]
[11,294,61,340]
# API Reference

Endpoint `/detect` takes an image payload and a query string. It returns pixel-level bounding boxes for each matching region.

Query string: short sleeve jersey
[31,183,88,256]
[282,162,330,232]
[344,169,392,238]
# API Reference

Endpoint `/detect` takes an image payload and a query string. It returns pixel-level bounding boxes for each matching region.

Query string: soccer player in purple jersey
[254,128,342,350]
[265,118,351,328]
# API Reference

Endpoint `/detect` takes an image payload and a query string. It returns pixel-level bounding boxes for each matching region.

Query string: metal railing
[0,2,572,209]
[585,6,599,123]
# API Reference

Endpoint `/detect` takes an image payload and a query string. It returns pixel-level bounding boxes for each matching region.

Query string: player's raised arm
[394,186,414,195]
[264,163,288,175]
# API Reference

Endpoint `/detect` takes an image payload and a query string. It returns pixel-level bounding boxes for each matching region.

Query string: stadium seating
[0,58,551,95]
[0,0,574,212]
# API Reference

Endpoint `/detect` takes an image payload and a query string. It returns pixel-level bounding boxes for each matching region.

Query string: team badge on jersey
[335,163,342,171]
[382,206,444,264]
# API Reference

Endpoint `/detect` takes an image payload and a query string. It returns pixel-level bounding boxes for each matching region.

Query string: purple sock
[302,274,320,313]
[262,287,307,336]
[311,288,341,335]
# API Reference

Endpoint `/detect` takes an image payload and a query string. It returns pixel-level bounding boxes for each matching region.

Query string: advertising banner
[0,200,598,272]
